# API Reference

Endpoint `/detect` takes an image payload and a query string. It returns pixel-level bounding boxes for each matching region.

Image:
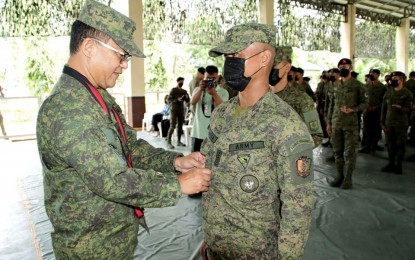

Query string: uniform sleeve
[400,92,413,114]
[355,83,368,112]
[302,96,323,148]
[327,91,335,125]
[274,135,314,259]
[52,114,182,209]
[381,93,388,125]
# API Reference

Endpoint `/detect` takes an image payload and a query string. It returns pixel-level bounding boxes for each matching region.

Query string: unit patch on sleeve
[296,156,312,178]
[239,175,259,193]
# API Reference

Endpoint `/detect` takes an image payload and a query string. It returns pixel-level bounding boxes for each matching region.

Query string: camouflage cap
[77,0,145,58]
[209,23,277,57]
[274,46,292,64]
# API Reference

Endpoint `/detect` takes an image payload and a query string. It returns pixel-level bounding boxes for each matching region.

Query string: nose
[120,59,129,69]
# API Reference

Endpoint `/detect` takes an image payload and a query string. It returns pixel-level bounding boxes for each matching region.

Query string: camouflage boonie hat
[77,0,146,58]
[209,23,277,57]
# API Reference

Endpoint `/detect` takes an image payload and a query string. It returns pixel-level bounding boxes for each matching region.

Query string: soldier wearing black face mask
[327,59,367,189]
[167,77,190,149]
[316,71,329,139]
[359,69,387,154]
[381,71,413,174]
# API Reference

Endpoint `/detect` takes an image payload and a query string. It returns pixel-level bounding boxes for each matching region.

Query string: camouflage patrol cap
[209,23,277,57]
[77,0,146,58]
[274,46,293,64]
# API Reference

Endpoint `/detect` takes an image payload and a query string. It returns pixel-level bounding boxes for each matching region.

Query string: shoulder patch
[296,156,312,178]
[239,175,259,193]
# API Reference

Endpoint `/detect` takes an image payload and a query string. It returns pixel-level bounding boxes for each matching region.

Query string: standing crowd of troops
[316,64,415,180]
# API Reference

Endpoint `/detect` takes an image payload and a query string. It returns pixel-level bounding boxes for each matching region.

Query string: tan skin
[190,72,224,107]
[67,37,211,194]
[226,42,275,108]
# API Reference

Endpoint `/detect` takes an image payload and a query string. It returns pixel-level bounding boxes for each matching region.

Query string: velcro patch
[214,150,222,167]
[296,156,312,178]
[208,129,218,143]
[229,141,265,152]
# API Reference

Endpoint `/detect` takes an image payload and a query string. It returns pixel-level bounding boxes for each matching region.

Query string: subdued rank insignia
[296,156,311,178]
[239,175,259,193]
[237,154,251,169]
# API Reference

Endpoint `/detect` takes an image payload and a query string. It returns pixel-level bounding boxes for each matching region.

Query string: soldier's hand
[174,152,206,173]
[177,168,211,194]
[326,124,332,135]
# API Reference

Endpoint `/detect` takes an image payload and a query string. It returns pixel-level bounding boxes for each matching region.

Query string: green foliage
[25,38,57,96]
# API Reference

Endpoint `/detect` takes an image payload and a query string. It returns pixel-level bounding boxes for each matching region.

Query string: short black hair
[297,67,304,75]
[70,20,110,55]
[290,66,297,72]
[331,68,340,74]
[205,65,218,75]
[409,71,415,78]
[197,67,206,74]
[176,77,184,82]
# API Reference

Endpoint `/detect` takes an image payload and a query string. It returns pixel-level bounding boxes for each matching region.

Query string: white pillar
[396,18,410,75]
[340,4,356,62]
[258,0,274,25]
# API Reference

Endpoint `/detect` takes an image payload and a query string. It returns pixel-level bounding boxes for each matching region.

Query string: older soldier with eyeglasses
[36,0,211,258]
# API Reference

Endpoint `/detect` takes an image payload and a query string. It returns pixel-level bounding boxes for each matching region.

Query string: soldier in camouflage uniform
[327,59,368,189]
[381,71,413,174]
[36,1,211,258]
[167,77,190,149]
[316,71,329,139]
[296,67,317,102]
[200,23,314,260]
[359,69,387,154]
[271,61,323,148]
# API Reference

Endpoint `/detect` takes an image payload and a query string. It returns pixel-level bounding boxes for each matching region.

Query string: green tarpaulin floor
[1,131,414,260]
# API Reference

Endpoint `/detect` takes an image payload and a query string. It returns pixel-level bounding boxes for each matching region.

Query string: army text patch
[229,141,265,152]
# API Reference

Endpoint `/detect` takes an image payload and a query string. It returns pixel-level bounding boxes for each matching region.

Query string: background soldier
[327,59,367,189]
[359,69,387,154]
[381,71,413,174]
[167,77,190,149]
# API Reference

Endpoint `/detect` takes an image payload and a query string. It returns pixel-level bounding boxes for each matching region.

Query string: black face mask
[287,75,293,82]
[369,75,375,81]
[294,76,299,81]
[340,69,350,78]
[223,51,264,92]
[322,75,327,80]
[329,75,336,82]
[391,79,399,88]
[269,68,281,86]
[178,83,184,87]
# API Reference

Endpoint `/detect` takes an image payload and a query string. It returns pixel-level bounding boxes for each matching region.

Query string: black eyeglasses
[90,38,132,62]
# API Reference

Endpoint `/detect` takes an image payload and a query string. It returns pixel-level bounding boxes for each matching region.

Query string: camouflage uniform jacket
[201,91,314,259]
[276,84,323,148]
[323,81,339,119]
[328,78,367,128]
[168,86,190,113]
[366,81,387,109]
[381,87,413,126]
[36,66,183,259]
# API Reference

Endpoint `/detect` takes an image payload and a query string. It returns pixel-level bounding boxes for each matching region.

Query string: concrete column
[126,0,146,128]
[258,0,274,25]
[340,4,356,62]
[396,18,410,75]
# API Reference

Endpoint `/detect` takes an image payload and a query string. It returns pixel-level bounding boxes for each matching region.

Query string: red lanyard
[86,83,143,217]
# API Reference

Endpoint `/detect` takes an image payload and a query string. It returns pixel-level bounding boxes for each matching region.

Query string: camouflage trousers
[331,126,359,173]
[167,109,184,142]
[385,124,408,165]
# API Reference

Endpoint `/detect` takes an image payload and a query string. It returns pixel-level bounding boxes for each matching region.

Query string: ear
[81,38,95,59]
[261,50,273,67]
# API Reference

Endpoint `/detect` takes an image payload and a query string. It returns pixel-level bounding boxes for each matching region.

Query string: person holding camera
[190,65,229,152]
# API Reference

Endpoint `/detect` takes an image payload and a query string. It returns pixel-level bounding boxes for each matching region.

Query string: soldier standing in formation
[359,69,387,154]
[200,23,314,259]
[381,71,413,174]
[327,58,367,189]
